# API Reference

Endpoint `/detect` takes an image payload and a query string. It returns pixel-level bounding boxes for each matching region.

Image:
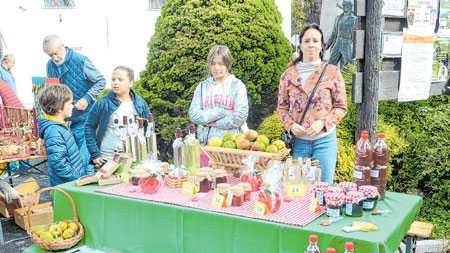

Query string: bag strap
[299,63,328,125]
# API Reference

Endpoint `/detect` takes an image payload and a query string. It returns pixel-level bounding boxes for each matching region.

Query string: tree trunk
[355,0,383,144]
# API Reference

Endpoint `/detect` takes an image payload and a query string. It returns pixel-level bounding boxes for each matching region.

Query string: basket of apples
[27,187,84,251]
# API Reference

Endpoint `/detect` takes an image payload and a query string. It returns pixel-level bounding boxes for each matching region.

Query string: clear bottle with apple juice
[173,128,186,169]
[185,124,201,178]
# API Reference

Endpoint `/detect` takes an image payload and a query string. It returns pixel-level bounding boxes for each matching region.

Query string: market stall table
[0,156,47,185]
[24,181,422,253]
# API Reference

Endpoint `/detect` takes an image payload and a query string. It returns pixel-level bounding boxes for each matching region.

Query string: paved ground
[0,158,51,253]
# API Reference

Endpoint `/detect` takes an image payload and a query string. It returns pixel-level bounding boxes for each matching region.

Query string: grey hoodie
[189,74,249,145]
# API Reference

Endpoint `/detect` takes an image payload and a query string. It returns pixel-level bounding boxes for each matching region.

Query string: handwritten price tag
[309,196,321,212]
[254,201,269,216]
[182,182,197,195]
[211,194,225,209]
[286,184,305,197]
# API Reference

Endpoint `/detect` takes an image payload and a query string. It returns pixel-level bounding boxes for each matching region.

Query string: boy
[38,84,88,186]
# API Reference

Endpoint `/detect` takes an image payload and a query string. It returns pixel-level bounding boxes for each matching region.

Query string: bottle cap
[123,116,128,125]
[189,124,195,134]
[326,248,336,253]
[309,234,318,243]
[362,134,369,140]
[378,133,385,139]
[148,113,153,122]
[345,242,354,251]
[361,130,368,136]
[176,128,182,138]
[138,119,144,128]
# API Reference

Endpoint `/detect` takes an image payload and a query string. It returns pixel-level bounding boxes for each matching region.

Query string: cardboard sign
[286,184,305,197]
[211,194,225,209]
[254,201,269,216]
[309,196,322,213]
[182,182,197,195]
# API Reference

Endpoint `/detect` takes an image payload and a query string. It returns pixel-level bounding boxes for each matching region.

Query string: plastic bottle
[371,133,389,200]
[173,128,186,169]
[305,235,320,253]
[354,131,372,187]
[344,242,354,253]
[185,124,201,178]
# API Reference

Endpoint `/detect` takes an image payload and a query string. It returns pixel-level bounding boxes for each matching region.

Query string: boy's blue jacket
[84,89,150,161]
[38,117,88,186]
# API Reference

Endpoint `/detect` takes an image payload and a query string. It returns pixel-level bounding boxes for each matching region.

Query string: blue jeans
[293,128,338,184]
[71,121,94,174]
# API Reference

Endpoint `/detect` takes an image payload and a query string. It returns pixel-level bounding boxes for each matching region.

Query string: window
[44,0,75,7]
[149,0,166,9]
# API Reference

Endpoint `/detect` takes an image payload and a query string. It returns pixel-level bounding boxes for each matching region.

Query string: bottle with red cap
[371,133,389,200]
[354,130,373,187]
[305,235,320,253]
[326,248,335,253]
[344,242,354,253]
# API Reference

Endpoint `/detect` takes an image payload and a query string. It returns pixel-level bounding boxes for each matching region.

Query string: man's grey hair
[1,54,15,63]
[42,35,64,50]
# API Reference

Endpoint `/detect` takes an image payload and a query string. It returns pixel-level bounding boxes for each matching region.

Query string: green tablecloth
[25,181,422,253]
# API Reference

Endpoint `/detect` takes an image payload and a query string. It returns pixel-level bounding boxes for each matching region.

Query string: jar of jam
[359,185,379,211]
[238,182,251,202]
[324,192,345,217]
[230,186,245,206]
[313,182,330,206]
[194,171,211,193]
[212,169,227,189]
[344,191,364,217]
[338,182,357,193]
[217,183,230,207]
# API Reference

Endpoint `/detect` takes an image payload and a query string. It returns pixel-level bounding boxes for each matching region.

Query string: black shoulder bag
[280,64,329,152]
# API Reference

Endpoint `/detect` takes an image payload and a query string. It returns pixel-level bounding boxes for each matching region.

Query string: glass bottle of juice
[185,124,200,178]
[173,128,186,169]
[122,116,131,157]
[305,235,320,253]
[146,113,158,160]
[354,131,372,187]
[371,133,389,200]
[344,242,354,253]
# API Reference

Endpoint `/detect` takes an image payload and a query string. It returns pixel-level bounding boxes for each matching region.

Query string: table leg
[0,218,4,244]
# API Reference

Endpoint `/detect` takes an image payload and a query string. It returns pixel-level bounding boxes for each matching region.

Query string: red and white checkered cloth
[95,176,325,227]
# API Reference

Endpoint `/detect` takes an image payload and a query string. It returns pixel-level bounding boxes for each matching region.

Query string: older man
[326,0,358,67]
[42,35,106,172]
[0,54,17,94]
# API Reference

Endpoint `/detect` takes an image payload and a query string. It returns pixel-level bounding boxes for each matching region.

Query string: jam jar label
[316,191,324,205]
[326,207,341,217]
[363,200,375,209]
[345,203,353,216]
[354,170,363,179]
[370,169,379,178]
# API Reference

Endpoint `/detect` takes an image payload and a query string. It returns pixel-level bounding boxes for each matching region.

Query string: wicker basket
[164,176,188,188]
[201,146,290,176]
[27,187,84,251]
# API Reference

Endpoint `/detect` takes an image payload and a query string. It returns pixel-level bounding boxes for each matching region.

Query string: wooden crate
[0,197,16,218]
[201,146,290,176]
[14,202,53,230]
[164,176,187,188]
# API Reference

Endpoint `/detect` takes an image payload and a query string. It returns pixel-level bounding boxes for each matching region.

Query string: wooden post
[355,0,383,143]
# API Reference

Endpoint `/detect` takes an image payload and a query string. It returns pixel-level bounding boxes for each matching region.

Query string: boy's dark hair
[38,84,73,116]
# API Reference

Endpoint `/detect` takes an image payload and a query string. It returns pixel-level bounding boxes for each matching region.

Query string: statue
[326,0,358,67]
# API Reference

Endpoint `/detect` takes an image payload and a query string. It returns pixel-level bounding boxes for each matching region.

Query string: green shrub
[137,0,291,161]
[257,111,285,143]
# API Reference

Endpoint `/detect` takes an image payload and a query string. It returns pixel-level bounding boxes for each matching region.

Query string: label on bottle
[309,166,316,181]
[326,207,340,217]
[226,190,233,207]
[345,203,353,216]
[146,129,152,138]
[354,170,363,179]
[370,169,379,178]
[289,166,296,180]
[363,200,375,209]
[211,177,217,190]
[138,133,146,144]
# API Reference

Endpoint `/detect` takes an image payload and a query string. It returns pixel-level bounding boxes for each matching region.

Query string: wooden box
[164,176,188,188]
[14,202,53,230]
[0,197,16,218]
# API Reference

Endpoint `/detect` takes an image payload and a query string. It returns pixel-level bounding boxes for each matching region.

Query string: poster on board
[407,0,438,28]
[398,28,435,101]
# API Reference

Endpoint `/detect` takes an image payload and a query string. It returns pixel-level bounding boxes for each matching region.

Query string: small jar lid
[359,185,379,198]
[326,187,345,195]
[338,182,357,191]
[313,182,330,191]
[238,182,251,191]
[212,169,227,177]
[230,185,245,196]
[345,190,365,203]
[195,171,211,182]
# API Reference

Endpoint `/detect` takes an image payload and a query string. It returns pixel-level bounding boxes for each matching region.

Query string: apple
[49,224,62,238]
[57,221,68,231]
[39,231,54,242]
[68,221,79,233]
[63,228,77,240]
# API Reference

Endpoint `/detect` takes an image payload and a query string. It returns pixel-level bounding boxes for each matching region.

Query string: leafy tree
[136,0,291,160]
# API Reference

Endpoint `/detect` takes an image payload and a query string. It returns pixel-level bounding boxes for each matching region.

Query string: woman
[84,66,150,167]
[189,45,248,146]
[277,23,348,184]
